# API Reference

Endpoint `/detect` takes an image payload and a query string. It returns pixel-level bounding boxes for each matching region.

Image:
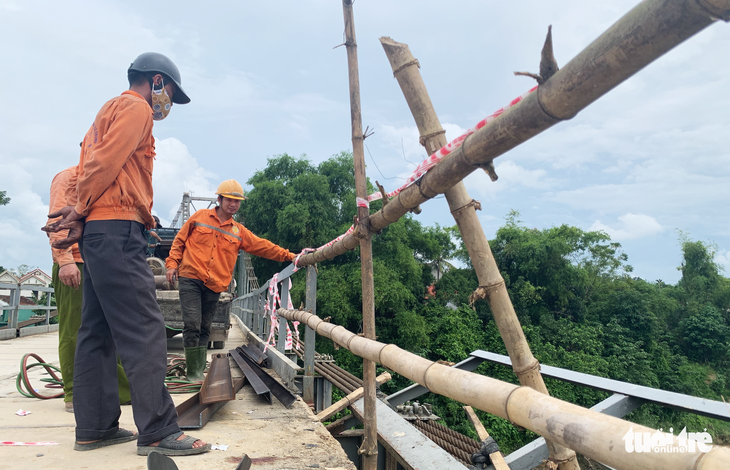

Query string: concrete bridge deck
[0,320,355,470]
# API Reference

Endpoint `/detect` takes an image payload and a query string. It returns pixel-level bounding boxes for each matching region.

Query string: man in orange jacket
[47,167,131,413]
[43,52,208,456]
[165,179,296,379]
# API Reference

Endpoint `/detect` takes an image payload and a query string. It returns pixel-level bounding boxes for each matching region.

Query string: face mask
[151,78,172,121]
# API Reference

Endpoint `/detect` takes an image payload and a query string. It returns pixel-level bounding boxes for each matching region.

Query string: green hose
[16,353,64,399]
[17,352,202,398]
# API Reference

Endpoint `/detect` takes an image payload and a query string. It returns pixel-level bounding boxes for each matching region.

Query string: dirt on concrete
[0,319,356,470]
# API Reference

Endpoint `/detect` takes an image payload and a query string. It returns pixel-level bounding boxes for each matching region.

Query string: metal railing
[0,282,56,340]
[230,260,317,403]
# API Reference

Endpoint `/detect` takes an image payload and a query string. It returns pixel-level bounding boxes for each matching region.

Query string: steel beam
[471,350,730,421]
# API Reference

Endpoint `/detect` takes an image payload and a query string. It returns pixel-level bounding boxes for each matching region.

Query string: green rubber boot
[185,346,207,382]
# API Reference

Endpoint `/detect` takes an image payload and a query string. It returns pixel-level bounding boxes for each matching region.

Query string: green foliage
[245,154,730,449]
[0,190,9,206]
[679,305,728,363]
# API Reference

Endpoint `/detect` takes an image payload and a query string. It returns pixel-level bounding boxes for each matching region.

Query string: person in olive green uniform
[47,167,131,413]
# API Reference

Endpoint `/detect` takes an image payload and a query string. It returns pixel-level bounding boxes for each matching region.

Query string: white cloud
[151,138,218,225]
[590,213,663,241]
[0,164,51,274]
[715,250,730,274]
[464,160,557,200]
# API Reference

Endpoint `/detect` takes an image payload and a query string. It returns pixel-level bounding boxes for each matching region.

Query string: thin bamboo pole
[316,372,391,422]
[464,406,510,470]
[277,307,730,470]
[341,0,377,467]
[295,0,730,269]
[379,37,578,470]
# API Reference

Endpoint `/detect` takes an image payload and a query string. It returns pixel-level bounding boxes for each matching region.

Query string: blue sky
[1,0,728,284]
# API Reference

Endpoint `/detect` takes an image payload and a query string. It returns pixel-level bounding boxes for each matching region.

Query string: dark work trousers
[178,277,221,348]
[75,220,179,446]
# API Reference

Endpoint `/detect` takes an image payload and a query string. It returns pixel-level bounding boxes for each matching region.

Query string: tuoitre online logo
[623,427,713,453]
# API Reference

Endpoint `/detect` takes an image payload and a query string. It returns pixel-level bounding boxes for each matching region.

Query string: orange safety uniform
[166,209,295,293]
[68,90,156,228]
[48,167,84,267]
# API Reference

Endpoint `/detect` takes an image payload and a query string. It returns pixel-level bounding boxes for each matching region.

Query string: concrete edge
[0,329,16,340]
[17,324,59,337]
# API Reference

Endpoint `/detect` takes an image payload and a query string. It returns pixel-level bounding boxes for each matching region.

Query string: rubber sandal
[137,431,211,456]
[147,452,179,470]
[74,428,138,451]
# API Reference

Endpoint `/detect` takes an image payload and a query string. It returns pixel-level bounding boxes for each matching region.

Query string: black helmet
[128,52,190,104]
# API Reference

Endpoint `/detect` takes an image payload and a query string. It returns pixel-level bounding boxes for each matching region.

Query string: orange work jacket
[69,90,156,228]
[166,209,295,293]
[48,167,83,267]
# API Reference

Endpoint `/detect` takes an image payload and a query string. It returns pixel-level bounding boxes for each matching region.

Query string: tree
[677,233,722,305]
[9,264,34,277]
[0,190,9,206]
[490,210,632,324]
[679,305,728,363]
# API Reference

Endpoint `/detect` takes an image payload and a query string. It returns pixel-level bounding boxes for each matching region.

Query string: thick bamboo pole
[295,0,730,269]
[379,37,578,470]
[278,308,730,470]
[341,1,377,467]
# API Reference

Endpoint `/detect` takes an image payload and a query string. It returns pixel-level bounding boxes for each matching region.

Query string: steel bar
[412,420,474,465]
[277,307,730,470]
[318,361,363,391]
[315,363,356,395]
[230,348,271,404]
[176,377,245,429]
[317,372,391,422]
[296,0,730,269]
[380,35,578,470]
[414,420,480,455]
[349,396,465,469]
[234,347,296,408]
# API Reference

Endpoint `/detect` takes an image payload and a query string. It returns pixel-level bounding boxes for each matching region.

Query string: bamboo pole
[316,372,391,422]
[277,307,730,470]
[341,1,377,467]
[379,37,578,470]
[464,406,510,470]
[295,0,730,269]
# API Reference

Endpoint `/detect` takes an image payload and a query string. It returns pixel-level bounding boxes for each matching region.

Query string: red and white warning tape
[264,276,300,352]
[314,86,538,252]
[263,273,280,353]
[1,441,59,446]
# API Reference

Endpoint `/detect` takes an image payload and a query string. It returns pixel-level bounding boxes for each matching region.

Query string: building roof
[0,295,38,306]
[19,269,51,284]
[0,270,20,283]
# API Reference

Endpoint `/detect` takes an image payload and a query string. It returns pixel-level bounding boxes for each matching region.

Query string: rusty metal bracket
[176,377,245,429]
[200,353,235,405]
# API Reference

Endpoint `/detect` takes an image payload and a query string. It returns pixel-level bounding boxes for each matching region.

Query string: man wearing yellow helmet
[165,179,297,379]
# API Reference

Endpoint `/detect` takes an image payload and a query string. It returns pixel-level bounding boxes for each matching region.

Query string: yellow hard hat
[216,179,246,200]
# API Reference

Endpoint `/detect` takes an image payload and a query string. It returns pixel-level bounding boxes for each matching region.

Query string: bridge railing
[230,262,317,402]
[0,282,56,340]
